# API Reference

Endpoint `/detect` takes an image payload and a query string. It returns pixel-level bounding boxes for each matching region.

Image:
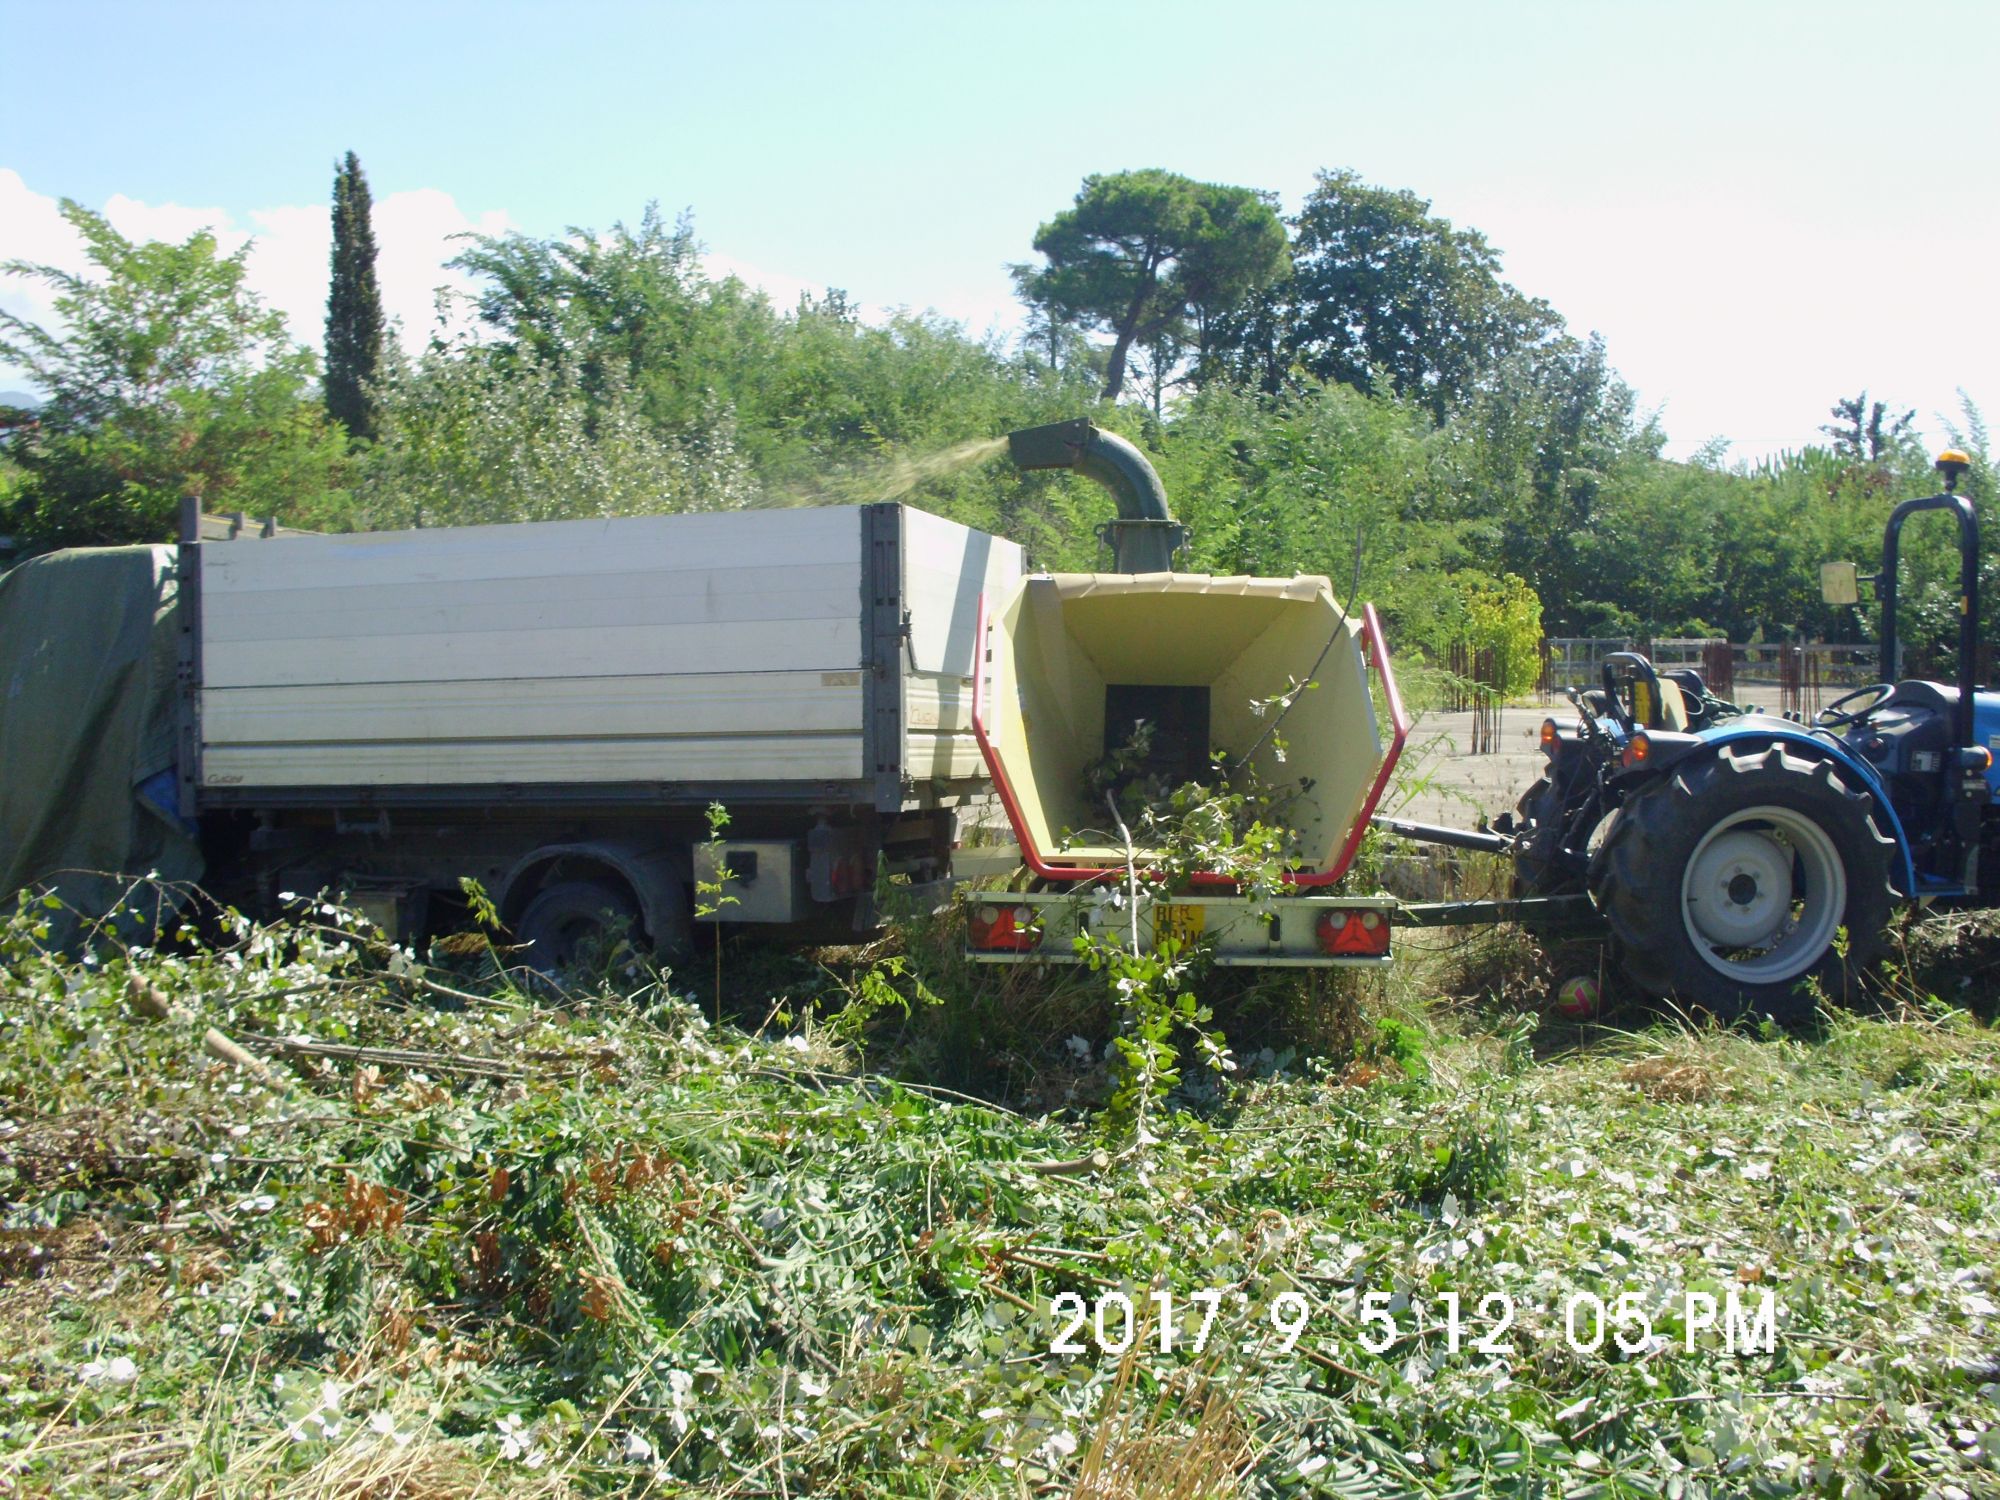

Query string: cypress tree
[325,151,384,441]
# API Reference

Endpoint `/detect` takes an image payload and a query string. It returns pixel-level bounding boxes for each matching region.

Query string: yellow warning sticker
[1156,904,1206,949]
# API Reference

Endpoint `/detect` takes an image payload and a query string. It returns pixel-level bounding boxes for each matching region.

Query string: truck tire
[1587,745,1894,1022]
[515,880,641,976]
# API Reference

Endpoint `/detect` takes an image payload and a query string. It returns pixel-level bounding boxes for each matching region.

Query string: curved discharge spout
[1005,419,1185,573]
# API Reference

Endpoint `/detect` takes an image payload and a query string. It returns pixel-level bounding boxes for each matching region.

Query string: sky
[2,0,1996,463]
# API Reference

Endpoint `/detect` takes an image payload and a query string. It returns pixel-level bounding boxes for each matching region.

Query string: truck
[2,499,1016,961]
[0,419,1404,970]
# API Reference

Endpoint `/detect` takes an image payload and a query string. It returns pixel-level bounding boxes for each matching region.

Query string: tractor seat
[1628,675,1690,730]
[1659,678,1690,731]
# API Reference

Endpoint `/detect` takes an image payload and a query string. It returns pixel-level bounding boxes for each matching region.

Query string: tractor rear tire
[1586,745,1894,1022]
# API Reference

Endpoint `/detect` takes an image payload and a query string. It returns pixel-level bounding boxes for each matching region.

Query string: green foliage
[1461,572,1544,698]
[1014,169,1288,405]
[6,892,2000,1496]
[324,151,384,442]
[1362,1015,1429,1081]
[457,874,501,929]
[1219,168,1560,420]
[1821,390,1917,464]
[0,202,348,550]
[694,801,736,1023]
[1065,771,1328,1136]
[1391,1105,1514,1208]
[6,175,1984,679]
[349,340,752,529]
[815,953,944,1045]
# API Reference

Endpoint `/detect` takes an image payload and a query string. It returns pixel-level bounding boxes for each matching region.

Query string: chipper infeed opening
[975,420,1407,887]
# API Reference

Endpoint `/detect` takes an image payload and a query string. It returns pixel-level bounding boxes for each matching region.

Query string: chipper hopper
[966,419,1408,967]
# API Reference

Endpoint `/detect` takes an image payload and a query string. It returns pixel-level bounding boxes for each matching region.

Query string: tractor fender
[1637,724,1917,897]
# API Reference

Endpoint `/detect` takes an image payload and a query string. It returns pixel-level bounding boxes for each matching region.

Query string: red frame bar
[969,596,1410,889]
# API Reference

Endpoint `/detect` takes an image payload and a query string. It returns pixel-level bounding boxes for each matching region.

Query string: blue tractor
[1505,451,1995,1019]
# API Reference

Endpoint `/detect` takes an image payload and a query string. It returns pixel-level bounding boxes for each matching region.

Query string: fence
[1540,638,1636,696]
[1649,638,1737,702]
[1538,636,1878,717]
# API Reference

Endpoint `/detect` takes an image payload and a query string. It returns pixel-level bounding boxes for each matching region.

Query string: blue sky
[4,0,1997,460]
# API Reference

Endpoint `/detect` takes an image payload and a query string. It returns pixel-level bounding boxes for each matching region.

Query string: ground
[1,717,1997,1498]
[1387,705,1556,831]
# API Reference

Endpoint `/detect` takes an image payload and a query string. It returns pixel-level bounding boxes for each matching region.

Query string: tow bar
[1371,816,1609,935]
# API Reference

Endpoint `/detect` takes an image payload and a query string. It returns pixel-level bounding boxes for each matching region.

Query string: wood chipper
[965,419,1408,967]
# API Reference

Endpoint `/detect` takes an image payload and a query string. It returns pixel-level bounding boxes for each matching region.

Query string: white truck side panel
[900,509,1023,785]
[205,734,864,788]
[199,509,870,789]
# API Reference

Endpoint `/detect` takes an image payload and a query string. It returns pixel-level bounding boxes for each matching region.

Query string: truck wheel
[1587,746,1894,1021]
[515,880,640,975]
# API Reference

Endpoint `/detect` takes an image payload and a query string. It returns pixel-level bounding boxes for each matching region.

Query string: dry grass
[1616,1055,1716,1102]
[273,1437,517,1500]
[1071,1339,1256,1500]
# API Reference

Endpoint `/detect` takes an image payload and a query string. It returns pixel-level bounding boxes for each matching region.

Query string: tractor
[1497,451,1995,1019]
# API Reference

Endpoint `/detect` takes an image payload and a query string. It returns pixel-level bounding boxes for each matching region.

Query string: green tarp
[0,546,203,937]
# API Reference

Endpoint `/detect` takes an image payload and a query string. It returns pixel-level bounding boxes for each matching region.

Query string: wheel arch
[497,838,689,949]
[1658,728,1915,896]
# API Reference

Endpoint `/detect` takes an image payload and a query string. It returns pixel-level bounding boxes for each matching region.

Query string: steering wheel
[1815,682,1896,728]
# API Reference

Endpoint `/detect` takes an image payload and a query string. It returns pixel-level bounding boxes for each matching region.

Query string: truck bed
[192,504,1021,809]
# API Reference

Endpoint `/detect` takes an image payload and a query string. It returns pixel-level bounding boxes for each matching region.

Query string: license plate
[1156,903,1205,949]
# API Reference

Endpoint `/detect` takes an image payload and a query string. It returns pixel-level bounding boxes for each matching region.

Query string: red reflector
[1316,908,1390,957]
[969,903,1041,952]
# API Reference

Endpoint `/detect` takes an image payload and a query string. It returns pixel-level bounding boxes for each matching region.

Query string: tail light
[1316,908,1390,957]
[970,903,1042,952]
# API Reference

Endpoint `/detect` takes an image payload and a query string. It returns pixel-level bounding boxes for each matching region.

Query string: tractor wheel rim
[1679,804,1844,984]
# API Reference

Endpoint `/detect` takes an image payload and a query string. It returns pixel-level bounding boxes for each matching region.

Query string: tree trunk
[1101,327,1136,402]
[1101,247,1163,403]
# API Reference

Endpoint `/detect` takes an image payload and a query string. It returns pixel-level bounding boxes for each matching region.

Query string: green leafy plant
[817,953,945,1046]
[695,801,736,1023]
[1361,1015,1429,1082]
[1066,768,1318,1139]
[4,879,2000,1497]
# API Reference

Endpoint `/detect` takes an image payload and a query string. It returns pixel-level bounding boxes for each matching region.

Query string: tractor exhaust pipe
[1006,418,1186,573]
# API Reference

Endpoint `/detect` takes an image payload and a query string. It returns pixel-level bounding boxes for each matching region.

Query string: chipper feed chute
[965,419,1409,967]
[972,571,1405,884]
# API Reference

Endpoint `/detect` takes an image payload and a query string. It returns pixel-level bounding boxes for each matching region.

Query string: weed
[1360,1016,1429,1082]
[4,887,2000,1498]
[694,801,736,1024]
[1392,1106,1514,1208]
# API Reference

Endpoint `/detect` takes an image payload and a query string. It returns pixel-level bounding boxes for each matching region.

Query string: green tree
[0,201,347,550]
[1232,169,1559,420]
[325,151,385,441]
[1452,334,1650,632]
[1462,572,1545,697]
[1821,391,1916,465]
[1012,170,1288,404]
[353,341,754,530]
[451,203,712,417]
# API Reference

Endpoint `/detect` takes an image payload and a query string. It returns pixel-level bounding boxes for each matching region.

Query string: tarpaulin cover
[0,546,202,936]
